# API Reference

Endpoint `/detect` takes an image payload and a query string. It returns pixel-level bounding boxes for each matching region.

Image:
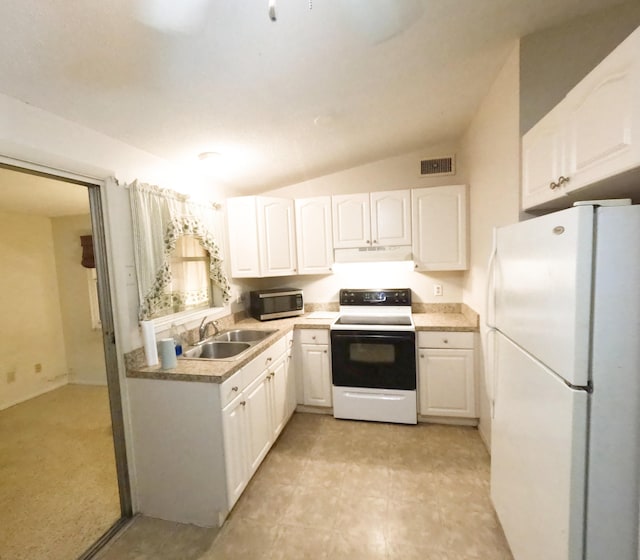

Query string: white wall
[237,262,464,306]
[0,211,69,409]
[460,44,521,447]
[52,214,107,386]
[267,141,465,198]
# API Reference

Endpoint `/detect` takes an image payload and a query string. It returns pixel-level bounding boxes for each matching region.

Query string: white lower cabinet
[128,333,295,527]
[221,392,250,507]
[418,331,476,419]
[297,329,332,408]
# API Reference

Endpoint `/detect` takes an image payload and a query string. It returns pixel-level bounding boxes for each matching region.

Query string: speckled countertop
[126,305,478,384]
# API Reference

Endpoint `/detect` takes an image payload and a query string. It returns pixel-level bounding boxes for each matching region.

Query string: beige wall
[52,214,107,386]
[460,44,521,446]
[0,211,69,409]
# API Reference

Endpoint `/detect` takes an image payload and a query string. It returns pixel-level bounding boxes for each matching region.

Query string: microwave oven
[249,288,304,321]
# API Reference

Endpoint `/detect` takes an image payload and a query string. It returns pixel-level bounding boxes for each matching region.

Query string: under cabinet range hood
[334,245,412,263]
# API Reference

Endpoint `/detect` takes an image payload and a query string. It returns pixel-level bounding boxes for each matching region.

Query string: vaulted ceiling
[0,0,626,195]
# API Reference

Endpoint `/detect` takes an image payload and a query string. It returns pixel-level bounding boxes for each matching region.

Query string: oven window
[349,343,395,364]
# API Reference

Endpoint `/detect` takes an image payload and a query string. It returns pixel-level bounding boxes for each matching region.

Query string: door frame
[0,158,133,549]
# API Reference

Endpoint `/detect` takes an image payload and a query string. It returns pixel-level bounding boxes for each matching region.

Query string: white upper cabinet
[412,185,468,271]
[294,196,333,275]
[227,196,297,278]
[331,193,371,248]
[332,190,411,248]
[522,105,569,208]
[565,29,640,192]
[522,27,640,211]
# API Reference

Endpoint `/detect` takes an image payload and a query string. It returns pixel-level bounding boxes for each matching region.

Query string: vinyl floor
[97,412,513,560]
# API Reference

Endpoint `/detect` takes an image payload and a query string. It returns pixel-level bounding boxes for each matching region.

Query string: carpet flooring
[0,384,121,560]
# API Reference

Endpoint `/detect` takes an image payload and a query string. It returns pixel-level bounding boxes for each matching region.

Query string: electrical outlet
[434,284,443,296]
[6,370,16,383]
[34,363,42,373]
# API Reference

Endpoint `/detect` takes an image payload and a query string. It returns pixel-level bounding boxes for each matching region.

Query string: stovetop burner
[334,315,413,326]
[331,288,414,332]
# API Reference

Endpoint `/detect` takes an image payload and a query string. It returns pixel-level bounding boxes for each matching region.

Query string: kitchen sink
[182,341,251,360]
[213,329,277,343]
[180,328,278,360]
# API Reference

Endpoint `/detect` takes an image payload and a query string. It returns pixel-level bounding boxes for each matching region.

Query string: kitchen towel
[141,320,159,366]
[159,338,177,370]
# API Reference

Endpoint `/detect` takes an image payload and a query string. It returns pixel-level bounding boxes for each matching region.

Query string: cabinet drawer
[418,331,474,349]
[242,336,287,388]
[297,329,329,345]
[220,369,244,408]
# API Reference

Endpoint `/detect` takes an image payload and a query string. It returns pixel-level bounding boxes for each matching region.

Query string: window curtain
[129,180,231,320]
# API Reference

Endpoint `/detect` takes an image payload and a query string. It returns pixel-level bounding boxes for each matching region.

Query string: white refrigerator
[488,203,640,560]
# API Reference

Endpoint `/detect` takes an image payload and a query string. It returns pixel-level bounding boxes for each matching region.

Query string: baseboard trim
[418,415,479,427]
[0,379,68,411]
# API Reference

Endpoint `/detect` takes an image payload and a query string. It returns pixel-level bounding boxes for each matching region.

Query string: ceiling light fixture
[268,0,312,22]
[198,151,222,161]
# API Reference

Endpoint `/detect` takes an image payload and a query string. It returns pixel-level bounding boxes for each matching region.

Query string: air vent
[420,155,455,177]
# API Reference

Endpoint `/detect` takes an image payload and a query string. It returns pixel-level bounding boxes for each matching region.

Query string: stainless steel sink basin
[182,341,251,360]
[213,329,277,343]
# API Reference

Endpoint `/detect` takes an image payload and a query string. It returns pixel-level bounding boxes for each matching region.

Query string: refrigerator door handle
[485,227,498,329]
[485,327,498,418]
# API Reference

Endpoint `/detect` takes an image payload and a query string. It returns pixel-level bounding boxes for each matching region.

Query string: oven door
[330,330,416,390]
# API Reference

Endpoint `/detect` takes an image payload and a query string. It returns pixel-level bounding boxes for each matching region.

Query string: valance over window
[129,180,231,320]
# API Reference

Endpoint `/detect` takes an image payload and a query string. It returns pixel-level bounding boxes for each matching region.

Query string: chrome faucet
[198,317,219,341]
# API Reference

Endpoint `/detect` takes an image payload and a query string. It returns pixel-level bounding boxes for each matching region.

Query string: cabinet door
[285,344,297,419]
[227,197,261,277]
[221,394,249,508]
[370,189,411,246]
[412,185,468,271]
[418,348,475,417]
[332,193,371,248]
[258,197,297,276]
[295,196,333,274]
[244,371,273,474]
[301,343,332,407]
[521,106,569,209]
[565,30,640,193]
[269,354,288,438]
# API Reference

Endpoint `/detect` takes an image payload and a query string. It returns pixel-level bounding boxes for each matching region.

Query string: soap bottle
[170,324,183,356]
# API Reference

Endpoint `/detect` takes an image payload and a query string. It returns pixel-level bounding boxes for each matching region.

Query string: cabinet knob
[232,386,238,392]
[312,336,316,340]
[366,240,371,244]
[266,357,272,363]
[420,353,424,358]
[443,339,449,344]
[324,350,327,354]
[549,181,560,190]
[373,240,377,244]
[558,175,570,186]
[241,401,246,407]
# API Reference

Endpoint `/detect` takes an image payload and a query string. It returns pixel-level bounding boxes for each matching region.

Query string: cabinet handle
[241,401,246,407]
[558,175,570,186]
[373,240,377,244]
[324,350,327,354]
[366,240,371,244]
[266,357,272,364]
[311,336,316,340]
[443,339,449,344]
[549,181,560,190]
[232,386,238,392]
[420,353,424,358]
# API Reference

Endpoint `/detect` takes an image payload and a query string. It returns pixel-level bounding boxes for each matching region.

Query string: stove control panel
[339,289,412,306]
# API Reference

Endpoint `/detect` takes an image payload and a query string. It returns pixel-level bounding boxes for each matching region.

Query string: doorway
[0,164,131,559]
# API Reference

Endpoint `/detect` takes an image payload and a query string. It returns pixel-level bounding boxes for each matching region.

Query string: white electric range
[330,288,417,424]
